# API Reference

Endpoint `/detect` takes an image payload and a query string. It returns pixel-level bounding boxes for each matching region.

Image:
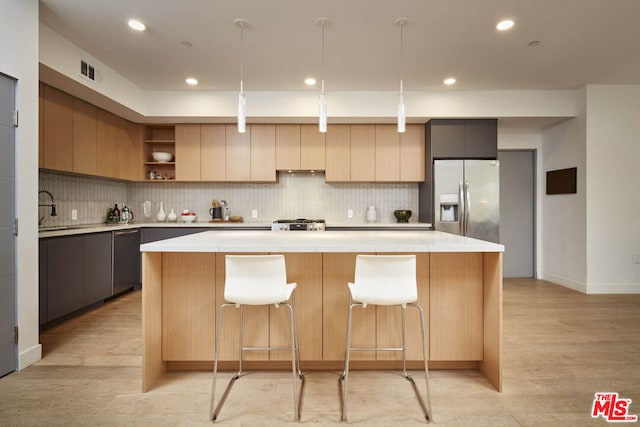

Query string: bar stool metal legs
[210,302,305,421]
[338,300,432,422]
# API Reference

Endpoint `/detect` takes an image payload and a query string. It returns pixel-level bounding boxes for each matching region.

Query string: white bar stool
[210,255,305,421]
[339,255,432,422]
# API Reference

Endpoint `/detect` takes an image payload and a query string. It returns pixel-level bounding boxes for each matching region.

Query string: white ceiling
[40,0,640,93]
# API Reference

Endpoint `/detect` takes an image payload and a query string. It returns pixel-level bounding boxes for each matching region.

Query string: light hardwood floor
[1,279,639,426]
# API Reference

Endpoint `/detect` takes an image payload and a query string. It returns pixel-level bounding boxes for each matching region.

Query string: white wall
[585,85,640,293]
[540,88,588,292]
[0,0,41,368]
[497,128,544,278]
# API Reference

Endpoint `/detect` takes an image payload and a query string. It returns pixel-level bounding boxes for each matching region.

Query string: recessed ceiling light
[128,19,146,31]
[305,77,317,86]
[444,78,456,85]
[528,40,541,47]
[185,78,198,86]
[496,19,514,31]
[181,41,193,48]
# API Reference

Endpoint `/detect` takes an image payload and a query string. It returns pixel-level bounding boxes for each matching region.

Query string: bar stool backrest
[351,255,417,305]
[224,255,294,305]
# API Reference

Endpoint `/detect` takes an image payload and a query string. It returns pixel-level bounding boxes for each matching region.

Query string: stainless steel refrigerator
[433,159,500,243]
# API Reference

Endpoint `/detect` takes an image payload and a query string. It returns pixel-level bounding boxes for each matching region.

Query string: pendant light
[317,18,328,133]
[235,19,247,133]
[394,18,407,133]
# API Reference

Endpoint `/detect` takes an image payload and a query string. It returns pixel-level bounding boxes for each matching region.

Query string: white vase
[167,208,177,222]
[156,201,166,222]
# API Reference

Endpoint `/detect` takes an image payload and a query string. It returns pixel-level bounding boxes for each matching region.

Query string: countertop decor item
[152,152,173,162]
[156,202,166,222]
[167,209,178,222]
[181,210,197,223]
[393,209,412,223]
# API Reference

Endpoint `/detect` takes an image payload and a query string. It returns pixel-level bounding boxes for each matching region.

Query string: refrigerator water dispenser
[439,193,459,222]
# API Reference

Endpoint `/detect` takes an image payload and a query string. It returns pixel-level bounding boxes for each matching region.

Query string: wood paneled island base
[141,231,503,393]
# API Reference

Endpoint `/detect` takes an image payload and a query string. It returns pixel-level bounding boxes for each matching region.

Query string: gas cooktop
[272,219,326,231]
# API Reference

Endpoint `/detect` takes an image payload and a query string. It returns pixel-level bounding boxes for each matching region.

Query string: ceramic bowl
[393,209,412,223]
[181,212,197,223]
[152,152,173,162]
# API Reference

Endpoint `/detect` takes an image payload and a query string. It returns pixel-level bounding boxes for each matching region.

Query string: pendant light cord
[240,21,244,95]
[399,19,404,97]
[321,19,325,95]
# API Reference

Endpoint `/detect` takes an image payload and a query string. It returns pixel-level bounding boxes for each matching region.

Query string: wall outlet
[251,209,258,219]
[347,209,354,218]
[71,209,78,220]
[633,253,640,264]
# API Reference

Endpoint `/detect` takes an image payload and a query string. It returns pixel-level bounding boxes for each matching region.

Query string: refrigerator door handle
[459,181,464,235]
[464,180,471,235]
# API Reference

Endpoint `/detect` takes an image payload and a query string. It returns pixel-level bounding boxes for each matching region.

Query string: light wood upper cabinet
[43,85,73,172]
[250,124,276,182]
[350,124,376,182]
[400,124,425,182]
[375,124,400,182]
[72,98,97,175]
[201,124,226,181]
[96,109,117,178]
[325,125,351,182]
[275,124,300,170]
[225,125,251,181]
[300,124,326,170]
[114,115,134,180]
[129,124,143,181]
[175,124,201,181]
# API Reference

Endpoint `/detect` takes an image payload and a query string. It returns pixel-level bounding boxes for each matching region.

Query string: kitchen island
[140,230,504,392]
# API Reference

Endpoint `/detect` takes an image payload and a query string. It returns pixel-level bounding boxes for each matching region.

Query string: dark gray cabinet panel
[83,232,112,305]
[464,119,497,159]
[429,119,497,159]
[113,229,141,295]
[140,227,209,244]
[431,119,465,159]
[39,240,47,325]
[47,235,84,321]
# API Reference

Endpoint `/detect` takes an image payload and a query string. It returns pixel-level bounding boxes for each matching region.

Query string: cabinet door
[350,124,376,181]
[72,98,97,175]
[431,119,465,159]
[429,252,483,360]
[250,124,276,181]
[225,124,251,181]
[175,124,201,181]
[464,119,497,159]
[129,124,143,181]
[83,232,113,305]
[325,125,350,182]
[43,85,73,172]
[400,124,425,182]
[114,115,133,180]
[39,240,47,325]
[300,124,326,170]
[96,109,117,178]
[47,236,84,321]
[275,124,300,170]
[375,124,400,182]
[201,124,226,181]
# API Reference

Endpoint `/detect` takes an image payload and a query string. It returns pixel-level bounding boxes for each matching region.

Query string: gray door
[498,150,535,278]
[0,73,17,376]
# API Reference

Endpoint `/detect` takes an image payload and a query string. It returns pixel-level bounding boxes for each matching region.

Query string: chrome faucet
[39,190,57,225]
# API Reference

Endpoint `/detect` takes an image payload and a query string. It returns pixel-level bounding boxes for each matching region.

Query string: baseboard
[18,343,42,370]
[541,272,587,294]
[586,282,640,295]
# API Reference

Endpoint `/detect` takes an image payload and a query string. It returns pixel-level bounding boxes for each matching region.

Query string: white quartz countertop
[38,221,431,237]
[140,230,504,253]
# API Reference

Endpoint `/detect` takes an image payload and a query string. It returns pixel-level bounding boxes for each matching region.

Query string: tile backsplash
[39,171,419,226]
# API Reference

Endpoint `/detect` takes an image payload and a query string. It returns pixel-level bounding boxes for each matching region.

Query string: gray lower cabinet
[83,232,113,305]
[140,227,209,244]
[40,232,113,325]
[113,229,141,295]
[46,235,85,322]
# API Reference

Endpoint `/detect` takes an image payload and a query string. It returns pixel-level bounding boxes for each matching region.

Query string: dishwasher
[112,229,141,295]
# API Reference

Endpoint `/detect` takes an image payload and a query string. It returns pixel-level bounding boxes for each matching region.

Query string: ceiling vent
[80,60,102,83]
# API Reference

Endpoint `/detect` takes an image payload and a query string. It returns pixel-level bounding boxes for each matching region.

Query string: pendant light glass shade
[235,19,247,133]
[395,18,407,133]
[317,18,328,133]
